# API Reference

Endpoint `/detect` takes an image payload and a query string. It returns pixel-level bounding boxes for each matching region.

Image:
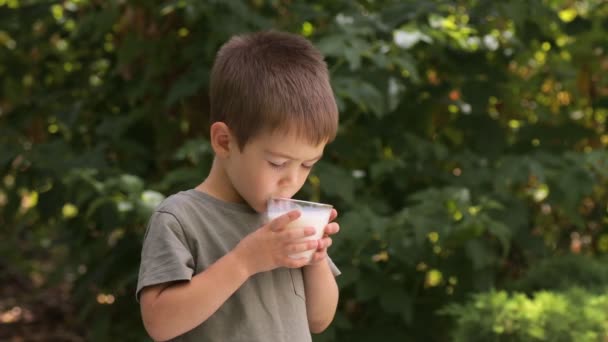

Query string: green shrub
[506,254,608,293]
[441,288,608,342]
[3,1,608,341]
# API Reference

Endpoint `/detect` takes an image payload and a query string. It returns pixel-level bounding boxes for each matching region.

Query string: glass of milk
[266,197,333,261]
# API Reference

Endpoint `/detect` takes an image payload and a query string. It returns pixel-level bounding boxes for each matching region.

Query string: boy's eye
[268,161,286,169]
[301,164,314,170]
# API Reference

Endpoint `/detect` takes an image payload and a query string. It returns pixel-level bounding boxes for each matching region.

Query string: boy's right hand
[233,210,318,275]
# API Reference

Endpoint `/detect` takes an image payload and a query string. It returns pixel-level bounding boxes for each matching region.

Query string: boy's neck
[195,158,243,205]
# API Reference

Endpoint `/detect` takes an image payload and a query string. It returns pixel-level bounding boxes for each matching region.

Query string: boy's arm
[302,259,339,333]
[140,250,249,341]
[139,210,317,341]
[302,212,341,333]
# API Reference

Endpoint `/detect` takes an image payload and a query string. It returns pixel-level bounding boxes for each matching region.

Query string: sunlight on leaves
[140,190,165,208]
[558,8,577,22]
[96,293,115,304]
[62,203,78,218]
[533,184,549,202]
[372,250,389,262]
[598,234,608,253]
[20,191,38,211]
[301,21,314,37]
[425,269,443,287]
[51,4,63,21]
[178,27,189,37]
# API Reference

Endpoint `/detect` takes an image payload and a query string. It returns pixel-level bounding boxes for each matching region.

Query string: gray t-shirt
[136,189,340,342]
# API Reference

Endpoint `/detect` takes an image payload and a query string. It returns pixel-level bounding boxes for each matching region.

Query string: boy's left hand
[308,209,340,265]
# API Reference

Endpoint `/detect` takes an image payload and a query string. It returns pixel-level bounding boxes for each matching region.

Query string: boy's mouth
[271,194,292,200]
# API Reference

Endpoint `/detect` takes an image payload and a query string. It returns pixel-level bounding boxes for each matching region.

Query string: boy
[136,30,341,342]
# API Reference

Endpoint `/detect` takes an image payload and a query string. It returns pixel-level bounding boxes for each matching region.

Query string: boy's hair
[209,31,339,150]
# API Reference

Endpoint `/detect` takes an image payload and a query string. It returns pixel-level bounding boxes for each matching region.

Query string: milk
[267,208,331,260]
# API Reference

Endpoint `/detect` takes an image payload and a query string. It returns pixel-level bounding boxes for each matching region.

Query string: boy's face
[224,130,326,213]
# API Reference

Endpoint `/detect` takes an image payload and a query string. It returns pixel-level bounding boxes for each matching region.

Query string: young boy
[136,31,341,341]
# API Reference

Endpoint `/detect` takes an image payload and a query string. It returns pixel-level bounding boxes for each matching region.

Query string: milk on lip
[267,208,331,260]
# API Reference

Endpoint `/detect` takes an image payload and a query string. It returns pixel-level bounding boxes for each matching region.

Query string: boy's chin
[247,200,267,214]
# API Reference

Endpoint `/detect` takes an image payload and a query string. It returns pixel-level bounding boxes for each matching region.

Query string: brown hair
[209,31,339,150]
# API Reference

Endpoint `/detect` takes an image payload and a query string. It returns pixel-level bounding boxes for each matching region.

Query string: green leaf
[337,265,360,288]
[465,238,497,270]
[0,141,18,168]
[117,174,144,194]
[316,34,347,57]
[333,77,385,116]
[379,284,412,316]
[392,52,420,82]
[165,67,209,106]
[173,138,213,164]
[355,274,380,301]
[315,161,355,203]
[483,219,511,257]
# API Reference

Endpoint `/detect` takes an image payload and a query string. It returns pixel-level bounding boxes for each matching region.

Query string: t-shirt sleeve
[136,211,195,301]
[327,256,341,277]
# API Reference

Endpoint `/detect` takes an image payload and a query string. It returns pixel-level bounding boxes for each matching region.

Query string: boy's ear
[209,122,234,158]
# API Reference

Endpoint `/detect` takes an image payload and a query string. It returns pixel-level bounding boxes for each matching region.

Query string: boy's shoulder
[146,189,255,241]
[145,190,209,238]
[152,189,237,220]
[155,190,195,213]
[151,189,258,231]
[153,189,212,219]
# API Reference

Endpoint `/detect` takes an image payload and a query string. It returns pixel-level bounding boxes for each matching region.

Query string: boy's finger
[329,209,338,222]
[324,222,339,235]
[316,237,332,250]
[269,210,301,232]
[286,240,318,254]
[284,257,310,269]
[309,251,327,264]
[281,226,315,240]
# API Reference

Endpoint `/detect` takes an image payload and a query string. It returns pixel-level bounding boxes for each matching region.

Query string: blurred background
[2,0,608,341]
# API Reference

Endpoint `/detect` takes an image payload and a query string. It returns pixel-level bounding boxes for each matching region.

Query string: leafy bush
[441,289,608,342]
[2,0,608,341]
[506,254,608,293]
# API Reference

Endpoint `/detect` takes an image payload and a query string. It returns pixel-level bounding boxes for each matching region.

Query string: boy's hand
[234,210,318,275]
[308,209,340,265]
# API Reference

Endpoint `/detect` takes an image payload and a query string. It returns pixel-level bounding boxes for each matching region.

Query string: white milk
[267,208,331,260]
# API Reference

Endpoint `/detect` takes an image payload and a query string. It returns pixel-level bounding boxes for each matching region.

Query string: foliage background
[1,0,608,341]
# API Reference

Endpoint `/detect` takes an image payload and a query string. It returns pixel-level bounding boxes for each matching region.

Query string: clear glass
[266,197,333,261]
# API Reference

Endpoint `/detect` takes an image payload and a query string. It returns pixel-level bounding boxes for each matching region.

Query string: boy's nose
[279,168,300,187]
